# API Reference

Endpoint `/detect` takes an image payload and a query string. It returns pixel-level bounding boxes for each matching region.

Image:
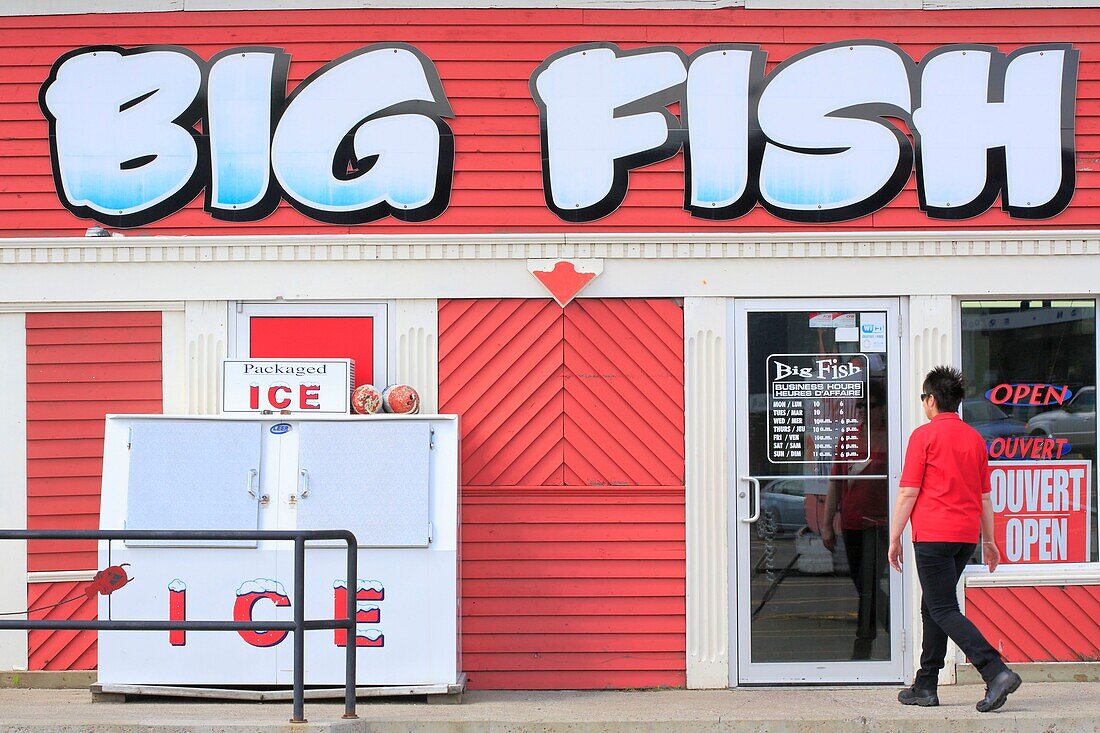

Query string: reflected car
[1026,386,1096,459]
[758,480,807,537]
[960,399,1029,441]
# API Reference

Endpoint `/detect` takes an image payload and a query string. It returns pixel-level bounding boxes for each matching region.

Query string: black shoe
[976,670,1022,713]
[898,684,939,707]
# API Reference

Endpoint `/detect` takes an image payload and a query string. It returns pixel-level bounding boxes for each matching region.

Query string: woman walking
[889,366,1021,712]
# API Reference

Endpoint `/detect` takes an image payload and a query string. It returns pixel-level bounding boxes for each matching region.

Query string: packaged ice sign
[39,44,455,227]
[40,39,1078,227]
[531,41,1079,222]
[222,359,353,414]
[987,461,1092,563]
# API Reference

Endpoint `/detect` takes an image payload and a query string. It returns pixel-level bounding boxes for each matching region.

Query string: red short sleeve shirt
[899,412,989,543]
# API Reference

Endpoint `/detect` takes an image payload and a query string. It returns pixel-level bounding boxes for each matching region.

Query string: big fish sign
[38,40,1079,227]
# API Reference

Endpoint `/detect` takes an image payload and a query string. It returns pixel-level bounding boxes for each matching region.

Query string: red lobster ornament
[84,563,133,598]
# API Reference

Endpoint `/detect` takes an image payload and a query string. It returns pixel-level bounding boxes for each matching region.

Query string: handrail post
[342,533,358,719]
[291,535,306,724]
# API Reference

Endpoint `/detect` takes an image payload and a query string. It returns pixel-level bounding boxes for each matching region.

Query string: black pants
[843,527,889,659]
[914,542,1009,687]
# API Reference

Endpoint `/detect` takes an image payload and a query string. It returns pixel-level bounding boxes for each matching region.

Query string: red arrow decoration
[530,260,599,307]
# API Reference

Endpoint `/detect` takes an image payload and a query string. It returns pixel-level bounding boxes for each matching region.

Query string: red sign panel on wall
[987,460,1092,564]
[249,316,374,387]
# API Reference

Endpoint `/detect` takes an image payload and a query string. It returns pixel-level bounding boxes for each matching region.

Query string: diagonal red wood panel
[27,581,97,671]
[564,300,685,487]
[439,298,686,689]
[966,585,1100,662]
[26,311,163,573]
[439,299,565,486]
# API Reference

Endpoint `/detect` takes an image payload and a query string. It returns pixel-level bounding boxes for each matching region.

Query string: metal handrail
[0,529,359,724]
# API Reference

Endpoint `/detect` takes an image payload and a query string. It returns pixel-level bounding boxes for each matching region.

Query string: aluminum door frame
[728,298,907,686]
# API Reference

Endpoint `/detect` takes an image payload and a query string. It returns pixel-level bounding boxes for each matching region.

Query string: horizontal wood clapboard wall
[1,8,1097,236]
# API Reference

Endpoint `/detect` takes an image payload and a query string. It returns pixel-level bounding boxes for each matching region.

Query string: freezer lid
[124,420,263,547]
[296,421,431,547]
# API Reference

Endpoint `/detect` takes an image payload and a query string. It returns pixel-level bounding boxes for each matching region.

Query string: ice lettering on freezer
[757,42,915,223]
[333,579,385,648]
[233,578,291,648]
[206,47,289,220]
[271,44,455,224]
[683,45,766,219]
[168,579,187,647]
[530,43,687,222]
[39,46,205,227]
[913,44,1079,219]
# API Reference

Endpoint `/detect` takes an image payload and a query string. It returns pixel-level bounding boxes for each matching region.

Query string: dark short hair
[923,366,965,413]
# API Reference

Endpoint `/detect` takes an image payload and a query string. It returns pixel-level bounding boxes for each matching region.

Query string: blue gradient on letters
[209,52,275,209]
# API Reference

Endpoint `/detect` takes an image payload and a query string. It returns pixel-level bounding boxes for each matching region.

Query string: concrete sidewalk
[0,683,1098,733]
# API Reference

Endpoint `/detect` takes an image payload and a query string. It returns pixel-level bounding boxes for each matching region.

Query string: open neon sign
[985,383,1072,406]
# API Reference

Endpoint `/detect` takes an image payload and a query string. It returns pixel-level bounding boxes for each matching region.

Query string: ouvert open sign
[40,40,1078,227]
[988,460,1092,564]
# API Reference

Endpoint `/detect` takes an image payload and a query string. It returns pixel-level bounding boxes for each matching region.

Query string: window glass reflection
[961,301,1097,564]
[747,311,891,662]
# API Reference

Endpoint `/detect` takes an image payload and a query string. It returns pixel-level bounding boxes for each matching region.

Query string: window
[961,300,1097,565]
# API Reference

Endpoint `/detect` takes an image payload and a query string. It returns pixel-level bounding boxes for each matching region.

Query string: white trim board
[0,302,184,314]
[27,571,97,584]
[0,231,1098,266]
[1,252,1099,304]
[0,315,27,671]
[964,563,1100,587]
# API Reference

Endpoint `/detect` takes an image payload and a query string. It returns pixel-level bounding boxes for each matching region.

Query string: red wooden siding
[26,312,163,572]
[1,9,1099,236]
[966,585,1100,663]
[28,581,97,671]
[440,298,685,689]
[462,488,685,690]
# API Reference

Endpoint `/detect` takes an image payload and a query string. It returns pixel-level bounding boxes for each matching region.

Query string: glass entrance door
[732,299,904,684]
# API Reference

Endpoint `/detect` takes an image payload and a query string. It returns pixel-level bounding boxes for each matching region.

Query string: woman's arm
[887,485,920,572]
[980,494,1000,572]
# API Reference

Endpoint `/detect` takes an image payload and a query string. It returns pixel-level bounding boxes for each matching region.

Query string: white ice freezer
[96,414,460,688]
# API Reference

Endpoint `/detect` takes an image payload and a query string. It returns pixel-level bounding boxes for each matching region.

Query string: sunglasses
[920,393,932,401]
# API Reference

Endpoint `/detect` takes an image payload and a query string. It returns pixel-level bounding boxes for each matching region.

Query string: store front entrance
[731,299,905,684]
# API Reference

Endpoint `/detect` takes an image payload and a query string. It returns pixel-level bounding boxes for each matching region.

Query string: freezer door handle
[740,476,761,523]
[298,468,311,499]
[246,468,268,504]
